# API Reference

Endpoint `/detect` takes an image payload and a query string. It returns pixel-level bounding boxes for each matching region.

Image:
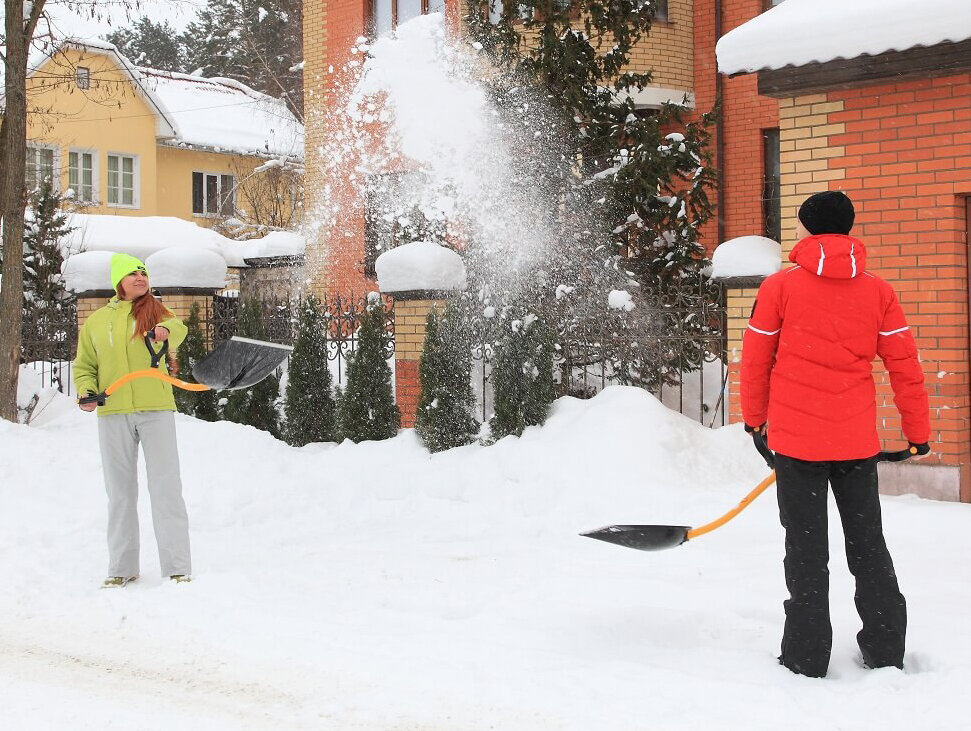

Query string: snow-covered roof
[717,0,971,75]
[139,69,304,159]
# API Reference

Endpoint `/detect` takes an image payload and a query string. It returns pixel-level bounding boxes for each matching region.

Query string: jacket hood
[789,234,866,279]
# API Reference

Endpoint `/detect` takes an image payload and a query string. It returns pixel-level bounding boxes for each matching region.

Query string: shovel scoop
[79,334,293,406]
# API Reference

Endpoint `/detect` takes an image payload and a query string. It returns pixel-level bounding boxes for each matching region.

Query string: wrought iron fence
[471,275,728,428]
[203,293,395,385]
[21,299,78,396]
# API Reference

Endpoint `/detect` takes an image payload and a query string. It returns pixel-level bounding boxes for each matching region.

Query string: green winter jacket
[73,297,188,416]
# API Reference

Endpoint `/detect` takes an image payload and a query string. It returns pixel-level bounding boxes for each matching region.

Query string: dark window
[76,66,90,90]
[192,171,236,216]
[655,0,669,21]
[762,129,781,242]
[762,0,786,10]
[368,0,441,37]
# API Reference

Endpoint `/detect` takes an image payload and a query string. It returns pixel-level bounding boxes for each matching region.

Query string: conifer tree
[174,302,220,421]
[415,306,478,453]
[223,297,281,437]
[284,295,336,446]
[489,307,555,441]
[105,18,186,72]
[337,298,400,442]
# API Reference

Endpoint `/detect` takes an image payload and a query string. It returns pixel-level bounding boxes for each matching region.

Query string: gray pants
[98,411,191,578]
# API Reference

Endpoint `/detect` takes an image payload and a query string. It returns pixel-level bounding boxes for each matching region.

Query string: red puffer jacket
[741,234,930,461]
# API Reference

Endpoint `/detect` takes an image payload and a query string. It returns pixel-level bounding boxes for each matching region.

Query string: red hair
[117,282,174,339]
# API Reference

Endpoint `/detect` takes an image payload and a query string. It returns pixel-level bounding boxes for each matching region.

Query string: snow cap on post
[375,241,467,295]
[710,236,782,279]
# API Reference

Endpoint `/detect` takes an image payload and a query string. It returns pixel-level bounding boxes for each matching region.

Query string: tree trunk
[0,0,46,422]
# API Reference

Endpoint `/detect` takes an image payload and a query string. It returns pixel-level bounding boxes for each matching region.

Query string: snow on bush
[376,241,467,293]
[710,236,781,279]
[607,289,635,312]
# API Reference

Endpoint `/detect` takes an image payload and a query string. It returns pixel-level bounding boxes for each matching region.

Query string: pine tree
[181,0,304,117]
[222,298,282,437]
[20,180,75,360]
[105,18,186,72]
[489,307,555,441]
[414,306,479,453]
[284,295,336,446]
[337,298,400,442]
[175,302,220,420]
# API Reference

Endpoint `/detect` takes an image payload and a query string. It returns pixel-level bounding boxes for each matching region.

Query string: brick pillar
[718,277,766,426]
[389,295,449,428]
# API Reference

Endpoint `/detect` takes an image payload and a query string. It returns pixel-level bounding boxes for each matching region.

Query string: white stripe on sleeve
[879,326,909,336]
[748,324,781,336]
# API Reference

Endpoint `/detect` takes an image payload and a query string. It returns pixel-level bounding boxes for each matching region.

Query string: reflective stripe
[879,326,909,336]
[748,324,781,336]
[817,243,825,275]
[850,242,857,278]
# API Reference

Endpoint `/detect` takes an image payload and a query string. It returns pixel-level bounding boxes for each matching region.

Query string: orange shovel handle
[686,471,777,541]
[104,369,211,395]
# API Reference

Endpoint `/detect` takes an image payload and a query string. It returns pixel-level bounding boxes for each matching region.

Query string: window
[68,150,96,203]
[107,153,138,207]
[655,0,669,21]
[76,66,90,90]
[762,129,781,243]
[368,0,443,37]
[192,172,236,216]
[26,145,56,191]
[763,0,786,9]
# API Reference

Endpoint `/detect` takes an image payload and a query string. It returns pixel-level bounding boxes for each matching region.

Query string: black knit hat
[798,191,855,235]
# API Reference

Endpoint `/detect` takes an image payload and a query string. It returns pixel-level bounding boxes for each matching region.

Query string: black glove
[745,423,775,469]
[909,442,930,457]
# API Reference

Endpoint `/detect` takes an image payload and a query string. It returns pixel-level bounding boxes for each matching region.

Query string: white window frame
[68,148,99,205]
[192,171,236,218]
[26,143,59,192]
[106,152,140,209]
[76,66,91,90]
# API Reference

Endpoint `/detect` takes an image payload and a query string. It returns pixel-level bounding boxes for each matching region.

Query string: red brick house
[717,0,971,501]
[302,0,971,501]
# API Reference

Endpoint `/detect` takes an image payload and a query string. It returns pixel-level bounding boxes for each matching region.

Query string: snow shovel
[581,436,921,552]
[78,333,292,406]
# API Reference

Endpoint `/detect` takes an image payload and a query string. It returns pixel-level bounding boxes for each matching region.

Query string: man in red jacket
[741,191,930,678]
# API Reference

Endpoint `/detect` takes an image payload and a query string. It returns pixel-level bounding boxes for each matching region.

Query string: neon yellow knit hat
[109,253,148,291]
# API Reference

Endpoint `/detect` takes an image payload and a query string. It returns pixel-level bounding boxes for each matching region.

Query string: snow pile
[145,248,227,289]
[140,69,304,158]
[62,213,229,260]
[62,251,115,293]
[717,0,971,74]
[222,230,306,267]
[375,240,467,293]
[1,381,970,728]
[710,236,782,279]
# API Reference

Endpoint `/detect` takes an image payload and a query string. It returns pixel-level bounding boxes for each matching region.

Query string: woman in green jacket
[74,253,192,587]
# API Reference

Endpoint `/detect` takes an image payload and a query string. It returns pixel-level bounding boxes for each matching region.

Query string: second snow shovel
[581,433,920,552]
[79,333,292,406]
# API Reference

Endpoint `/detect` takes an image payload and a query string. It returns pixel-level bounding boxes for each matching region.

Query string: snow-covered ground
[2,381,970,729]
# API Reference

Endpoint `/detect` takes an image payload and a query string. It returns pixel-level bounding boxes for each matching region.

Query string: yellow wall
[628,0,695,96]
[156,146,260,224]
[27,46,160,215]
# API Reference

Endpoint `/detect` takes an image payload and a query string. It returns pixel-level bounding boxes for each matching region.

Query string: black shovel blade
[581,524,691,552]
[192,336,293,390]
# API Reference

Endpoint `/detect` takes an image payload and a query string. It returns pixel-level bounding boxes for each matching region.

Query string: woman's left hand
[153,325,170,341]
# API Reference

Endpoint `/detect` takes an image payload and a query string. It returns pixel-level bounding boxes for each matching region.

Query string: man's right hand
[79,394,98,412]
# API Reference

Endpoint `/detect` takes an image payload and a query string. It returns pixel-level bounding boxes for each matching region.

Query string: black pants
[775,453,906,677]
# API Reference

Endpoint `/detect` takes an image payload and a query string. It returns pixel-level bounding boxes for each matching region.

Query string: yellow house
[22,40,304,229]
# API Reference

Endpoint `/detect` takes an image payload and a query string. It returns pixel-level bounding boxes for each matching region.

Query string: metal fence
[22,283,726,428]
[471,275,728,428]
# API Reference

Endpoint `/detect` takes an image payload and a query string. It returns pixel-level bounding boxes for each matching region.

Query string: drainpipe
[714,0,726,247]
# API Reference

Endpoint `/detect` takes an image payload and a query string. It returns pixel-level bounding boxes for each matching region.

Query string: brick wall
[771,73,971,500]
[392,298,448,427]
[724,284,761,425]
[694,0,780,253]
[628,0,694,93]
